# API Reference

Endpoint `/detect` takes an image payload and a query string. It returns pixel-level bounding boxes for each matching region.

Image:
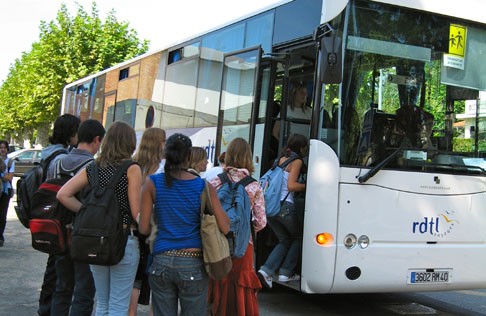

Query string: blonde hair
[97,121,136,167]
[133,127,166,179]
[224,138,254,174]
[189,147,207,173]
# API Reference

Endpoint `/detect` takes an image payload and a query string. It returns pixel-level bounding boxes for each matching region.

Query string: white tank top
[280,170,294,204]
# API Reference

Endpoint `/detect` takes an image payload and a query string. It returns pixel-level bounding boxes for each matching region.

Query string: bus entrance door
[216,46,265,176]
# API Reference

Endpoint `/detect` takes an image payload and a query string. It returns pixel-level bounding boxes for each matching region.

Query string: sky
[0,0,283,83]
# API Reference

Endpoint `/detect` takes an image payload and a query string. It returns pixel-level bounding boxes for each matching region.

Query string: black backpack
[70,160,135,266]
[29,158,93,254]
[14,148,68,228]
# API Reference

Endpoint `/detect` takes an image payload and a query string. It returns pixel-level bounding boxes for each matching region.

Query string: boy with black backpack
[37,114,80,316]
[50,119,105,316]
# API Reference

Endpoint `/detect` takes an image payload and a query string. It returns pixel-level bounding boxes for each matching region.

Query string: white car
[7,148,42,177]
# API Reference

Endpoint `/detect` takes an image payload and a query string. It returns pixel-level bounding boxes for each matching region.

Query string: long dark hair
[164,133,192,187]
[281,133,308,158]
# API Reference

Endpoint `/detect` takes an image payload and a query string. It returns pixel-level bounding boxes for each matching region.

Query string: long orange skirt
[208,243,262,316]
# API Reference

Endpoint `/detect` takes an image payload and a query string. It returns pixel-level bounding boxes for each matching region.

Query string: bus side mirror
[320,36,342,84]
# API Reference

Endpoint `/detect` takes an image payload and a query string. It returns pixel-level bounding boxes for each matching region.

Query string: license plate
[409,270,451,284]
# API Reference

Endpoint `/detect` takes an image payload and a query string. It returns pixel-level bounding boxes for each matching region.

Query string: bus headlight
[358,235,370,249]
[344,234,357,249]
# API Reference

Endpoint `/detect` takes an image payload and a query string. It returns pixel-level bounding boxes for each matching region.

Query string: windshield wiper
[464,164,486,174]
[427,163,486,175]
[358,147,402,183]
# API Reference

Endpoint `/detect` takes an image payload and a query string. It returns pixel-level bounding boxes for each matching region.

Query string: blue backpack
[259,154,300,217]
[217,173,256,258]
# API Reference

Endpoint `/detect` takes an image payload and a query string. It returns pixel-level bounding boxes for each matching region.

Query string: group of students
[22,111,309,316]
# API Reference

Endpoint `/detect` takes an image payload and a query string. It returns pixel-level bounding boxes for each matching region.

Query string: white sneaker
[278,274,301,282]
[257,269,272,289]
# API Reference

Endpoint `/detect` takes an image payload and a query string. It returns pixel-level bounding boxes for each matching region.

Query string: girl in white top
[257,133,309,288]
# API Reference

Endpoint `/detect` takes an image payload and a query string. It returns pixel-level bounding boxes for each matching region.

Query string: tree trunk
[36,123,51,147]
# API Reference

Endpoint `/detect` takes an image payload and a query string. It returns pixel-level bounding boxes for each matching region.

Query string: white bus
[62,0,486,293]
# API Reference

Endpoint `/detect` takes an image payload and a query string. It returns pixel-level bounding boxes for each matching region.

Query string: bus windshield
[320,0,486,175]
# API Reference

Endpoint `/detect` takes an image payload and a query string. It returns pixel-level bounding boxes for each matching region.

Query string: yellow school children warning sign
[449,24,467,57]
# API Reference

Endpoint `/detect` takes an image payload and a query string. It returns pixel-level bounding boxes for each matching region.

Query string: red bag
[29,158,92,254]
[30,218,66,254]
[29,179,70,254]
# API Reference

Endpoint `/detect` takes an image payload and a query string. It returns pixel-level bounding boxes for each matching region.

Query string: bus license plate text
[410,271,450,284]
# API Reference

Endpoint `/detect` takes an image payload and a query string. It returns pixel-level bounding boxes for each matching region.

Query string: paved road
[0,179,151,316]
[0,207,44,315]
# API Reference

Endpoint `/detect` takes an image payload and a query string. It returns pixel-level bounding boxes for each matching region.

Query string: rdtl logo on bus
[412,211,458,237]
[412,217,439,234]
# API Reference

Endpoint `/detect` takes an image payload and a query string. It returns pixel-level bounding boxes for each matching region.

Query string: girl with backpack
[139,133,229,316]
[57,121,143,315]
[257,133,308,289]
[208,138,267,316]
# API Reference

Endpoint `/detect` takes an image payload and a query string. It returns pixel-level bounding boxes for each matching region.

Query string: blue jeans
[90,235,139,316]
[260,202,303,277]
[148,253,208,316]
[51,253,95,316]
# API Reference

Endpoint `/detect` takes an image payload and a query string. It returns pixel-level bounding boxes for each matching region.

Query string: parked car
[8,144,24,153]
[7,148,42,177]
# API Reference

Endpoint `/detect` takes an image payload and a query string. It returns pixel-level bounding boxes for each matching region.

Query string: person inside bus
[272,84,312,142]
[257,133,308,289]
[395,104,434,149]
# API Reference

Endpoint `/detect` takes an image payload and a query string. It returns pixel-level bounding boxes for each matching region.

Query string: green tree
[0,2,149,146]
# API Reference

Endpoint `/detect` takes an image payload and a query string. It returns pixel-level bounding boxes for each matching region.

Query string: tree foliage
[0,2,149,145]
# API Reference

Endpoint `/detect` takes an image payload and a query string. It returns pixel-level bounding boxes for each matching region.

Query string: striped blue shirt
[150,173,204,254]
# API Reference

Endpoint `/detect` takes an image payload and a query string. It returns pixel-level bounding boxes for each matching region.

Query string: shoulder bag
[200,180,232,280]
